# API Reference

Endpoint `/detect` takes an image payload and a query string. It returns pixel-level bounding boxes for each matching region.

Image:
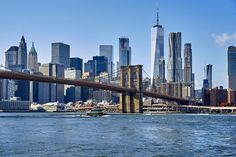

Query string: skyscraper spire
[151,8,165,87]
[28,41,38,72]
[157,8,159,25]
[18,35,27,69]
[29,42,37,54]
[21,35,25,42]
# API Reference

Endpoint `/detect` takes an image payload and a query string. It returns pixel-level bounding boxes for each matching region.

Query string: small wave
[101,115,110,118]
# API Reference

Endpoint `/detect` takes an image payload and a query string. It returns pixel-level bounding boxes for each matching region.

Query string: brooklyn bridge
[0,65,201,113]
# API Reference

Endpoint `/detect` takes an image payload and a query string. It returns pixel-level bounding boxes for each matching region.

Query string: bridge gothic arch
[119,65,143,113]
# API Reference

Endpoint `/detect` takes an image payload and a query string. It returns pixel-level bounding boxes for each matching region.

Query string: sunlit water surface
[0,113,236,156]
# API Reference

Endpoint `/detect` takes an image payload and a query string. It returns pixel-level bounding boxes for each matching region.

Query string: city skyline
[0,0,236,89]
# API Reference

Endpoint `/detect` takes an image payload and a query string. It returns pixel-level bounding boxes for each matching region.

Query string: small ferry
[87,106,107,117]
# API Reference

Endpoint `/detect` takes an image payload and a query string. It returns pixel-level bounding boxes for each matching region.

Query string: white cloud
[212,32,236,45]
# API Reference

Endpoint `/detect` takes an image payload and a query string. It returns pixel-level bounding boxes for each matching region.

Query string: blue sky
[0,0,235,89]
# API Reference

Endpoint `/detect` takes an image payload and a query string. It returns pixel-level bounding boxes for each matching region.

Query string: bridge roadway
[0,70,198,104]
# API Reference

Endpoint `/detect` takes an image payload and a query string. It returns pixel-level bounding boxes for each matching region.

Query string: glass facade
[99,45,113,78]
[167,32,182,83]
[84,60,94,76]
[228,46,236,90]
[184,43,192,84]
[84,56,108,77]
[119,38,131,67]
[51,43,70,68]
[93,56,108,76]
[70,57,83,76]
[150,24,164,85]
[228,46,236,75]
[206,64,212,89]
[5,46,18,68]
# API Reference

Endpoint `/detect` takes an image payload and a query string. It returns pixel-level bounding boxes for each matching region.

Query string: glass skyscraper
[119,37,131,67]
[84,56,108,77]
[84,60,95,76]
[51,42,70,68]
[93,56,108,76]
[150,10,165,86]
[5,46,19,69]
[70,57,83,76]
[184,43,192,84]
[167,32,183,83]
[99,45,113,78]
[228,46,236,90]
[205,64,212,89]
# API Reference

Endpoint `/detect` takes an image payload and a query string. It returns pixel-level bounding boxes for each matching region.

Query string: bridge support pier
[119,65,143,113]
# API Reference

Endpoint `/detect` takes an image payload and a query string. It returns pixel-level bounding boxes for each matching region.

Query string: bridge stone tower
[120,65,143,113]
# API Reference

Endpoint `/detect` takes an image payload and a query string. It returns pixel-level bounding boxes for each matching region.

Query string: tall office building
[167,32,183,83]
[159,57,165,83]
[206,64,212,89]
[1,57,16,99]
[70,57,83,76]
[15,69,30,101]
[5,46,19,69]
[119,37,131,67]
[228,46,236,90]
[93,56,108,76]
[5,36,28,100]
[18,36,27,69]
[84,60,94,76]
[29,72,44,103]
[15,36,28,100]
[28,42,38,72]
[203,79,209,89]
[184,43,192,83]
[150,10,165,85]
[5,36,28,71]
[4,46,18,99]
[64,68,81,103]
[51,42,70,68]
[84,56,108,77]
[99,45,113,78]
[39,63,64,103]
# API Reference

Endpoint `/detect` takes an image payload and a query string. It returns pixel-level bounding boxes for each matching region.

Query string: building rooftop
[29,42,37,54]
[7,46,19,52]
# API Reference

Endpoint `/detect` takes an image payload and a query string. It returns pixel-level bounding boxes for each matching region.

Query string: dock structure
[143,104,236,114]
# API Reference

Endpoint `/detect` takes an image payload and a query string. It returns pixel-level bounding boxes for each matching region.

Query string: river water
[0,113,236,156]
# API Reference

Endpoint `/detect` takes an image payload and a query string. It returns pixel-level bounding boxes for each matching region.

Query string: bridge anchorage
[119,65,143,113]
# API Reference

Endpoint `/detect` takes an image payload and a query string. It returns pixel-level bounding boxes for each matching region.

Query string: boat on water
[87,106,107,117]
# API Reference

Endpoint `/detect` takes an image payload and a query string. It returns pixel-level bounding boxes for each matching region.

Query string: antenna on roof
[157,8,159,25]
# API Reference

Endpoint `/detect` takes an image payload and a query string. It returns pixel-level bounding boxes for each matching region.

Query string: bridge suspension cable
[142,69,151,79]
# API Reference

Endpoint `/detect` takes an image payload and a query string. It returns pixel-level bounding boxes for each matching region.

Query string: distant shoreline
[0,111,235,115]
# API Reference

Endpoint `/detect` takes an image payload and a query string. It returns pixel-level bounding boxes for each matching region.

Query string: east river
[0,113,236,156]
